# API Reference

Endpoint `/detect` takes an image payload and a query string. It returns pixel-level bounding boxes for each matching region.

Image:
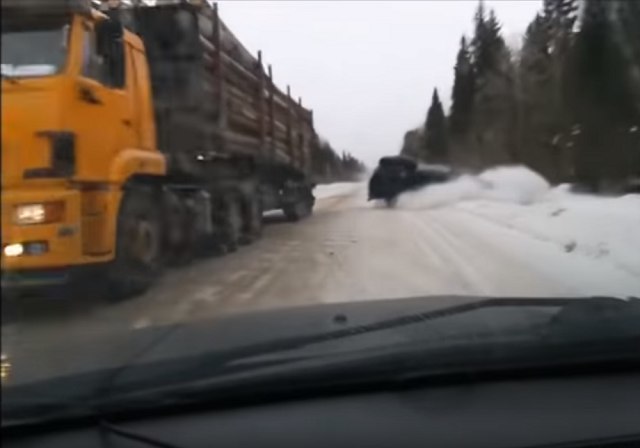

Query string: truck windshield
[1,22,69,78]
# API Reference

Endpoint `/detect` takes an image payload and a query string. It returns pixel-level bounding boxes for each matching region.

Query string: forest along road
[2,177,640,383]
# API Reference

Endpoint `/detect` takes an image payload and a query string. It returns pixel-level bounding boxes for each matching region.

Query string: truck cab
[2,0,317,298]
[1,0,165,291]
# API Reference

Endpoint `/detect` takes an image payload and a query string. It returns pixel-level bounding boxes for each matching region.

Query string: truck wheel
[307,194,315,216]
[283,199,311,222]
[222,195,242,253]
[283,188,313,222]
[240,194,263,245]
[107,187,163,301]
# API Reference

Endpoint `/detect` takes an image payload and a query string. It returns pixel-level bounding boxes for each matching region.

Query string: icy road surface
[2,166,639,383]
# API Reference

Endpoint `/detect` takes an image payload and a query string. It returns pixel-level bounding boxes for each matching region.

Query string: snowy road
[2,168,640,383]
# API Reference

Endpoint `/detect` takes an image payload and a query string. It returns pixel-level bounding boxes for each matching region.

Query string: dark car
[368,156,452,206]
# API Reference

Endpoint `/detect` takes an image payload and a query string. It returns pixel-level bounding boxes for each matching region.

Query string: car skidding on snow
[368,156,453,206]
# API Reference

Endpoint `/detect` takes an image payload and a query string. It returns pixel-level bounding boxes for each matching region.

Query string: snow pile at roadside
[456,192,640,276]
[314,182,362,200]
[393,164,640,279]
[477,166,550,204]
[396,165,550,209]
[459,192,640,278]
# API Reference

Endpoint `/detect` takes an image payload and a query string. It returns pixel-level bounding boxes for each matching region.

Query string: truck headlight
[3,244,24,257]
[13,202,65,225]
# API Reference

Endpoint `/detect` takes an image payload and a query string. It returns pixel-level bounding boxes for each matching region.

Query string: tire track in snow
[429,211,580,296]
[400,211,492,295]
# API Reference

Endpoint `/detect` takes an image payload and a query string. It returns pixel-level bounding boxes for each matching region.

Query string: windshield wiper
[99,420,185,448]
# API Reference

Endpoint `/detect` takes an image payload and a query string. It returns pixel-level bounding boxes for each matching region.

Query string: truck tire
[283,189,313,222]
[162,196,196,266]
[221,194,242,253]
[107,186,163,301]
[240,194,262,245]
[283,201,308,222]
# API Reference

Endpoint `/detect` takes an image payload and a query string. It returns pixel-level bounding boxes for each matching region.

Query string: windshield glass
[1,20,69,78]
[2,0,640,428]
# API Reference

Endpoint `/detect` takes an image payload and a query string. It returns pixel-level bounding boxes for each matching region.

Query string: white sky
[217,1,542,166]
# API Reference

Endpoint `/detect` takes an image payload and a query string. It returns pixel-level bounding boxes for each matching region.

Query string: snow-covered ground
[394,166,640,282]
[317,166,640,298]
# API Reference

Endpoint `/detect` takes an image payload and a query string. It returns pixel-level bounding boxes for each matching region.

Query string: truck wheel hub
[131,221,158,264]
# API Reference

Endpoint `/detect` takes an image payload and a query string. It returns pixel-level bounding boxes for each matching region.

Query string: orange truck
[1,0,318,298]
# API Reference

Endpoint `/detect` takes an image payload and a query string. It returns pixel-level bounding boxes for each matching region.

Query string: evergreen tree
[486,9,507,64]
[471,1,489,77]
[469,4,516,165]
[543,0,578,38]
[520,14,552,84]
[569,0,639,188]
[480,10,509,80]
[424,88,448,162]
[398,0,638,187]
[472,3,507,80]
[611,0,640,178]
[543,0,578,120]
[518,12,562,177]
[607,0,640,113]
[450,36,475,135]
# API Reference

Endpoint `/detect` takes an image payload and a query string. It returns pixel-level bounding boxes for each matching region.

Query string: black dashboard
[6,371,640,448]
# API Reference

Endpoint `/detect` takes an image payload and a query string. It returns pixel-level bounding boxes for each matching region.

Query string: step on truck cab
[1,0,318,298]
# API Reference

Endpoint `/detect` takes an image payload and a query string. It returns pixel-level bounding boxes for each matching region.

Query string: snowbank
[316,167,639,280]
[459,192,640,278]
[392,165,640,279]
[477,166,550,204]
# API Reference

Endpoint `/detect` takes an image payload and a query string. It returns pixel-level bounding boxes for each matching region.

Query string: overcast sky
[217,1,543,167]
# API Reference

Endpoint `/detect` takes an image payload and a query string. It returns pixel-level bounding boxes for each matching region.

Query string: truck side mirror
[95,19,123,58]
[95,19,125,88]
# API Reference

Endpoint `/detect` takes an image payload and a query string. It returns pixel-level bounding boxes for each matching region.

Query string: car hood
[2,295,638,408]
[3,295,486,387]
